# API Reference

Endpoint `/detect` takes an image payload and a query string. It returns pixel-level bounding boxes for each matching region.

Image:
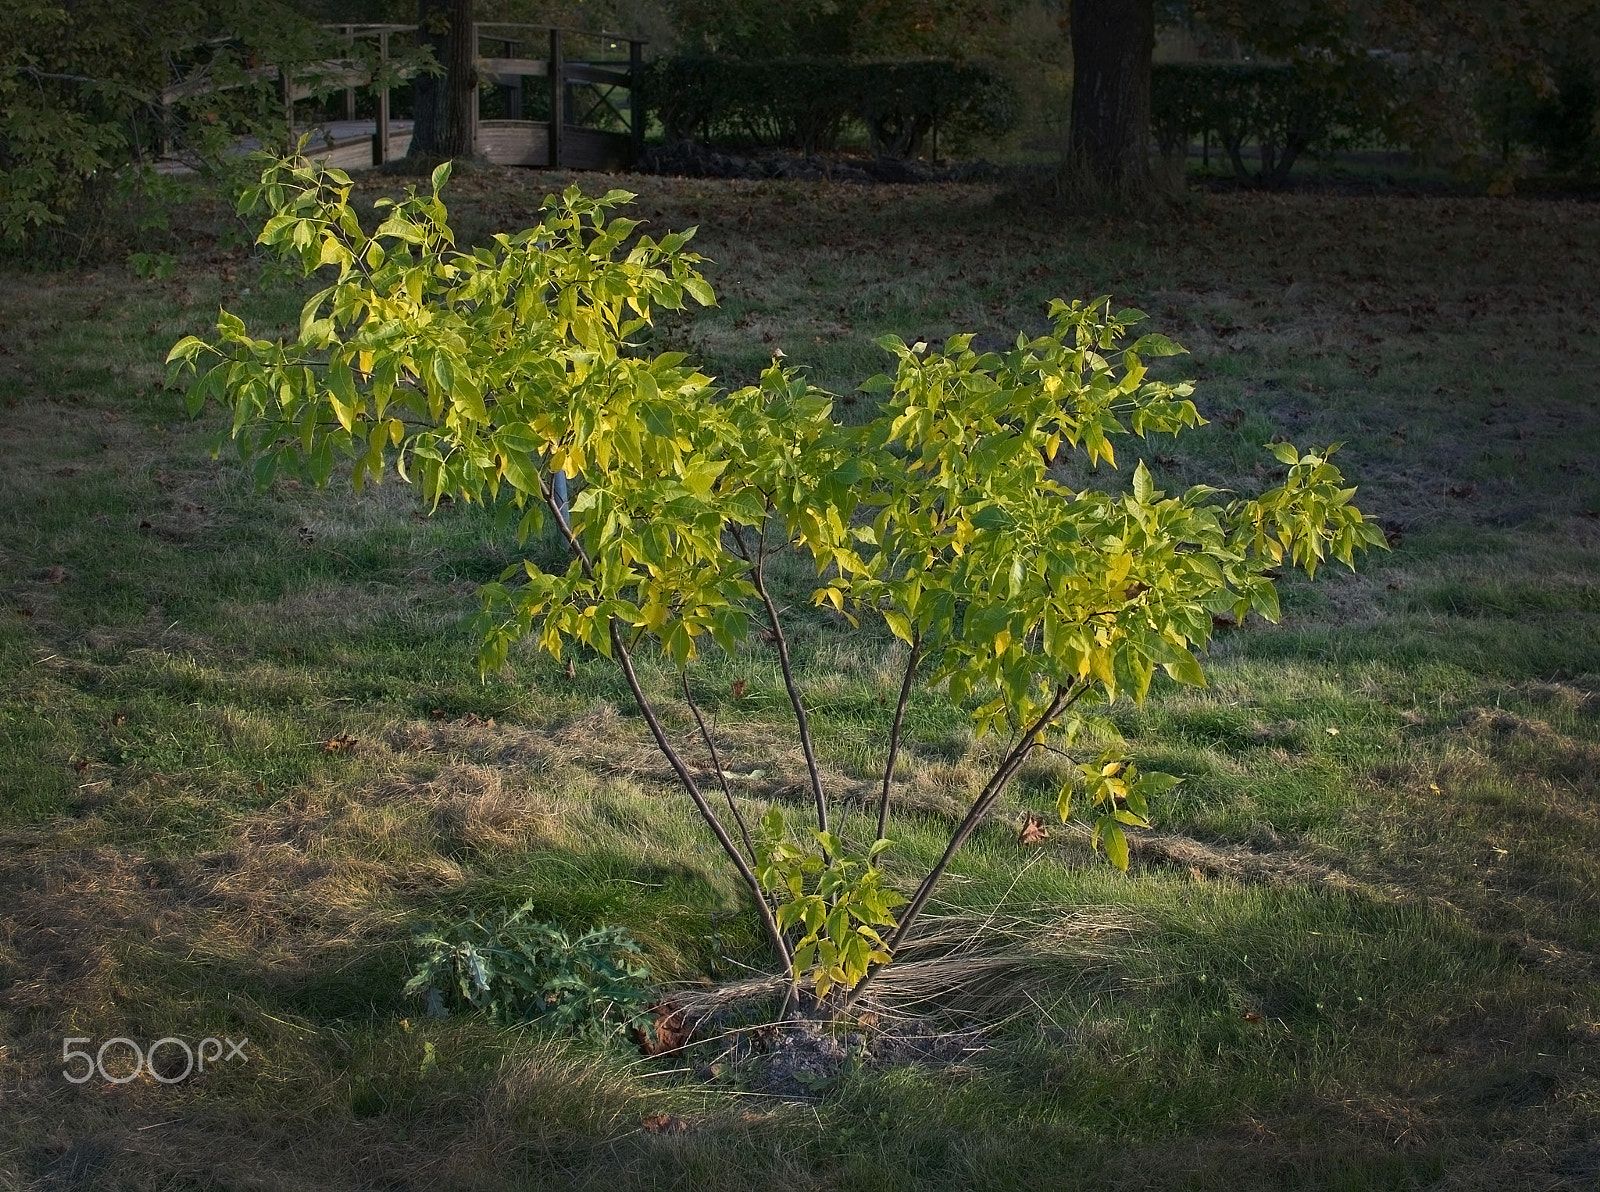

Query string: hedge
[642,56,1016,159]
[1151,60,1395,187]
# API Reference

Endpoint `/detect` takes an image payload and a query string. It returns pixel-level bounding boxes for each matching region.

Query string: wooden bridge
[260,23,645,172]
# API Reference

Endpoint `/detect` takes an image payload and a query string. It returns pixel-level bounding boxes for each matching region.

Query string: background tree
[0,0,334,253]
[1066,0,1155,194]
[1186,0,1600,172]
[408,0,478,163]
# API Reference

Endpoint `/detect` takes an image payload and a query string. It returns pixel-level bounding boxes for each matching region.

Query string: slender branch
[735,520,829,840]
[842,679,1088,1012]
[537,478,791,973]
[877,637,921,842]
[681,668,757,865]
[889,681,1084,948]
[610,619,792,976]
[17,66,101,86]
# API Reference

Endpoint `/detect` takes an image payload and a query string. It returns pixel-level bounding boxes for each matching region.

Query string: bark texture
[409,0,476,161]
[1068,0,1155,191]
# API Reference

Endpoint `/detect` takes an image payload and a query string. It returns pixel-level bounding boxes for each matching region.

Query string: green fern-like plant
[403,903,654,1040]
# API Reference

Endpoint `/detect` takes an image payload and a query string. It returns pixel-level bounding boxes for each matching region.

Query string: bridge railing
[296,22,645,171]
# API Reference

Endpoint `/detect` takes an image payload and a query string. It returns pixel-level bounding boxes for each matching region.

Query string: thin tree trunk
[409,0,476,162]
[1068,0,1155,194]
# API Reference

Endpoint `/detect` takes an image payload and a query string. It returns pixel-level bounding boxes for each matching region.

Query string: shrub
[643,55,1016,158]
[169,157,1383,1014]
[0,0,407,257]
[1151,60,1395,187]
[404,902,653,1039]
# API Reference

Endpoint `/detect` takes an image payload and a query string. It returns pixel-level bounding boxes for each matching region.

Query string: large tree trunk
[408,0,476,162]
[1068,0,1155,193]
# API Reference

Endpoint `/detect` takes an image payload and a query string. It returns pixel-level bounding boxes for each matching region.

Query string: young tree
[169,156,1383,1015]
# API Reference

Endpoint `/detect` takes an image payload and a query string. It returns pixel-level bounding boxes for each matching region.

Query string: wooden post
[374,31,391,165]
[549,27,565,168]
[630,38,643,161]
[468,19,480,157]
[506,38,523,120]
[343,26,356,121]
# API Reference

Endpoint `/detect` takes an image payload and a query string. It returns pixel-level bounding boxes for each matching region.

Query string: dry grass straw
[668,903,1145,1028]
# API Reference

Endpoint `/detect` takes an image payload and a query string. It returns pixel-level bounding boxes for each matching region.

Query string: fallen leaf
[730,678,747,699]
[322,733,357,753]
[633,1004,690,1057]
[1018,812,1051,845]
[641,1112,690,1135]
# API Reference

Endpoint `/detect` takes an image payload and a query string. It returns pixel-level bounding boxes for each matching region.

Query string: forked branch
[540,479,792,973]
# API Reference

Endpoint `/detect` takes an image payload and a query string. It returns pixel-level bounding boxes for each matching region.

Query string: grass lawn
[1,166,1598,1190]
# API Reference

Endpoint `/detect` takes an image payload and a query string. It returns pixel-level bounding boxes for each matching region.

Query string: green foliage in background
[1151,61,1396,187]
[645,55,1017,158]
[0,0,417,257]
[404,902,654,1038]
[168,154,1383,1010]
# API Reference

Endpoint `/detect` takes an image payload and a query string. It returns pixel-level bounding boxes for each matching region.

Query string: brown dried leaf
[322,733,357,753]
[1018,812,1050,846]
[633,1004,689,1057]
[641,1112,690,1135]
